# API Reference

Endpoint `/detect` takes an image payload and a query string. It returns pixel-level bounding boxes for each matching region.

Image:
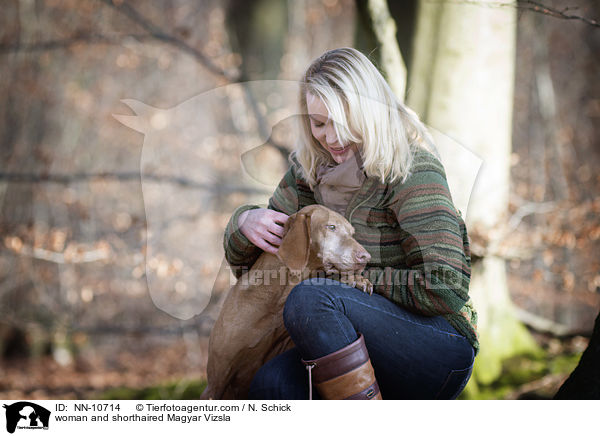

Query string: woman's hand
[238,208,289,255]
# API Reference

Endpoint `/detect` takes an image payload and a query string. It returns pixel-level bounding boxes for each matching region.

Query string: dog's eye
[326,224,336,231]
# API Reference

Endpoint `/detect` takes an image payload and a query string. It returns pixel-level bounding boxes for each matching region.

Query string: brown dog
[200,204,372,400]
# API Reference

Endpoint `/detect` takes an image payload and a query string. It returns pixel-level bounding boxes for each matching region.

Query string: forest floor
[0,332,588,400]
[0,336,209,400]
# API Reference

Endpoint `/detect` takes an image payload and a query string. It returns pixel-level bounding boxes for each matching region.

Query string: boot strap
[302,333,382,400]
[315,359,379,399]
[302,334,369,382]
[304,360,379,400]
[305,362,316,400]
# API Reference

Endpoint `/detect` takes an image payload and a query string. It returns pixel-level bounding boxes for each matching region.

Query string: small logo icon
[3,402,50,434]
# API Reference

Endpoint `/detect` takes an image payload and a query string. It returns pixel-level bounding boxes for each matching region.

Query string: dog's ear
[277,213,311,273]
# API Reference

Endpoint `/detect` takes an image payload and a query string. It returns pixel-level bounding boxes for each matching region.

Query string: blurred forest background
[0,0,598,400]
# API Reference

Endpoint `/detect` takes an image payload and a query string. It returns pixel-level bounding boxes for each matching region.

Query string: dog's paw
[355,276,373,295]
[339,274,373,295]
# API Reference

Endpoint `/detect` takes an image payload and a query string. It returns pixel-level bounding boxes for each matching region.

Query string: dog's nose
[355,250,371,264]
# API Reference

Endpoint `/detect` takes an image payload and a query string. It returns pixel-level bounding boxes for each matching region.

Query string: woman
[223,47,478,400]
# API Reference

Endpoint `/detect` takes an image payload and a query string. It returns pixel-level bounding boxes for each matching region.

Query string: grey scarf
[314,150,366,216]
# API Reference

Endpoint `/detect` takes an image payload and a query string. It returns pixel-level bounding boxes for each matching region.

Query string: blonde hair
[296,47,436,187]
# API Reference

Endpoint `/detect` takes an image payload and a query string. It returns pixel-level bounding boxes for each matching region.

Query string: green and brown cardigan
[224,149,479,353]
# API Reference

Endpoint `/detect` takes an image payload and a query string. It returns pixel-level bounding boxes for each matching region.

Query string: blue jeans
[248,278,475,400]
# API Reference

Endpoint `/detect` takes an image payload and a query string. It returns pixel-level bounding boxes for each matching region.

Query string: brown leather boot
[302,333,382,400]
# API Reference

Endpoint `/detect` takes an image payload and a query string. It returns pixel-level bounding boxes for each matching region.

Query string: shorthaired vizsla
[201,204,372,400]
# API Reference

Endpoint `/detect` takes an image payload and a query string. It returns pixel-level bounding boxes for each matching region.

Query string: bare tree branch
[518,0,599,28]
[99,0,292,159]
[10,244,111,264]
[366,0,407,99]
[506,373,567,399]
[0,172,271,195]
[0,2,292,162]
[514,307,573,336]
[0,34,154,53]
[426,0,599,28]
[97,0,237,80]
[506,200,558,232]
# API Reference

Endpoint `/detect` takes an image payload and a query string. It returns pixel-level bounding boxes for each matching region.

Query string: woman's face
[306,92,356,164]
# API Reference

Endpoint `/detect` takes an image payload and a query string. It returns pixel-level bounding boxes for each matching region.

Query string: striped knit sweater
[224,149,479,353]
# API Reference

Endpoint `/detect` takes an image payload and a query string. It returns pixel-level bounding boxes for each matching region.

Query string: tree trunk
[365,0,407,100]
[408,0,539,386]
[554,310,600,399]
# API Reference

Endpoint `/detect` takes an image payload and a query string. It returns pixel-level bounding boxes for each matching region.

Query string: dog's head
[276,205,370,275]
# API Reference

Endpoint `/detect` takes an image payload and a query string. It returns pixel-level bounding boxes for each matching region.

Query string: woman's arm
[223,153,316,278]
[223,204,263,278]
[365,152,472,318]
